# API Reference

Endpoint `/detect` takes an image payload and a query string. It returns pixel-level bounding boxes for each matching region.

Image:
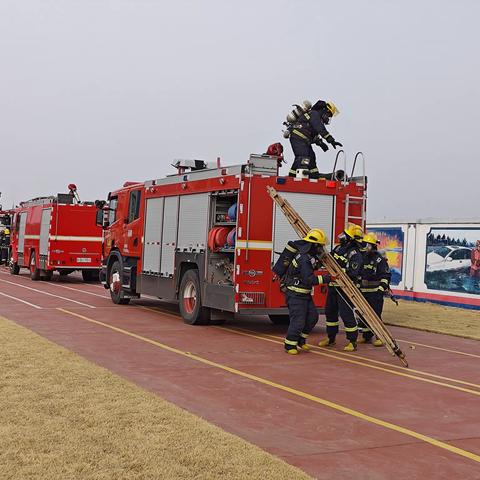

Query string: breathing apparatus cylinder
[285,100,312,123]
[272,241,299,277]
[283,100,312,138]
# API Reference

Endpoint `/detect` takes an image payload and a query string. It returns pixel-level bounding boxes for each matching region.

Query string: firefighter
[281,228,332,355]
[318,223,364,351]
[0,227,10,265]
[357,232,390,346]
[289,100,342,179]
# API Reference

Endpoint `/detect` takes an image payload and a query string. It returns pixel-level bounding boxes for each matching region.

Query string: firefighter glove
[319,141,329,152]
[314,136,329,152]
[330,140,343,149]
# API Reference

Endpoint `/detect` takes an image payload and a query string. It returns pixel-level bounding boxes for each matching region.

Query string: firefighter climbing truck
[9,185,102,281]
[99,155,366,324]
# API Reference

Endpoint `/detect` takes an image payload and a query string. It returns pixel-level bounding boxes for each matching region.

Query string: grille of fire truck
[238,292,265,305]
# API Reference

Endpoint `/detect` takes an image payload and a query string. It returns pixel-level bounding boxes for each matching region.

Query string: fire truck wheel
[43,270,53,281]
[109,260,130,305]
[9,262,20,275]
[30,254,40,281]
[268,314,290,325]
[179,269,210,325]
[82,269,99,282]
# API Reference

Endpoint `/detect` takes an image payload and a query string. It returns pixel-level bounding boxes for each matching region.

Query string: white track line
[0,291,43,309]
[0,278,95,308]
[48,282,108,299]
[396,339,480,360]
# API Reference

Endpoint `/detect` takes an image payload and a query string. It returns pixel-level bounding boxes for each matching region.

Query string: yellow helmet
[303,228,327,245]
[4,228,10,235]
[344,223,363,240]
[363,232,379,245]
[326,101,339,117]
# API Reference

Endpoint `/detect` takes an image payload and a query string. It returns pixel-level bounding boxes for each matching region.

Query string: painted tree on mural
[428,232,475,247]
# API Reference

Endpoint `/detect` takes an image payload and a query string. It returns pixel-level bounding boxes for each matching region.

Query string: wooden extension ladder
[267,186,408,367]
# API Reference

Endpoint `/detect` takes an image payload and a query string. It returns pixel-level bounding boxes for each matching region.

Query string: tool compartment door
[160,196,179,277]
[142,197,164,274]
[177,193,209,253]
[272,192,335,262]
[17,212,27,255]
[39,208,52,256]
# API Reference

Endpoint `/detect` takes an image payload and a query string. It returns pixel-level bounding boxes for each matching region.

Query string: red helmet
[266,142,283,157]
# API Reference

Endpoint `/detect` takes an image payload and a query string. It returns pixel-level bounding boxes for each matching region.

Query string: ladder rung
[347,216,363,220]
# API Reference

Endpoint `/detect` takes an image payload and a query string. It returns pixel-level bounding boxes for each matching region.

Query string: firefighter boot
[298,334,311,352]
[373,338,384,347]
[284,339,299,355]
[318,337,336,347]
[298,341,311,352]
[344,342,357,352]
[358,334,373,344]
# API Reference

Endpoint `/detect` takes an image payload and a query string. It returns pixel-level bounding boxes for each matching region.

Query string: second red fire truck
[99,155,366,325]
[9,185,102,281]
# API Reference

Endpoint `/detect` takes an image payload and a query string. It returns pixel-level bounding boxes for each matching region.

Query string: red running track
[0,268,479,479]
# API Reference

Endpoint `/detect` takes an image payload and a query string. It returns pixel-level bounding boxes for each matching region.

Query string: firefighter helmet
[303,228,327,245]
[363,232,379,245]
[344,223,363,239]
[4,228,10,235]
[326,101,339,117]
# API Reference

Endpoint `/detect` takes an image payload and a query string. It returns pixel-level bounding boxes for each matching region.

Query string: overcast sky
[0,0,478,221]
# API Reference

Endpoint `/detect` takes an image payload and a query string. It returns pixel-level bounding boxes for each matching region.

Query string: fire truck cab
[9,187,102,281]
[100,155,366,325]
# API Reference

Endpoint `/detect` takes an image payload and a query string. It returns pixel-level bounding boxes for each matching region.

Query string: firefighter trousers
[359,291,384,340]
[325,285,340,339]
[285,293,319,350]
[325,286,358,343]
[289,137,319,178]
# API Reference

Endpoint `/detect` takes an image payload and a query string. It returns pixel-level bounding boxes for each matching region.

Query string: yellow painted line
[57,307,480,465]
[219,327,480,397]
[397,339,480,360]
[141,305,480,392]
[248,329,480,391]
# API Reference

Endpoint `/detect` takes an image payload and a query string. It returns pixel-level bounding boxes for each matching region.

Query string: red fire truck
[99,155,366,324]
[9,186,102,281]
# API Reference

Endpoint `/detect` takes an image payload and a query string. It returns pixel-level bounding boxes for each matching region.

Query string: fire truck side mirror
[95,209,104,228]
[94,200,108,228]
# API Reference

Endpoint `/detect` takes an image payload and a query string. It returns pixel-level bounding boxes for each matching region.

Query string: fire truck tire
[10,262,20,275]
[82,269,99,282]
[43,270,53,281]
[268,314,290,325]
[179,269,210,325]
[30,254,40,281]
[109,260,130,305]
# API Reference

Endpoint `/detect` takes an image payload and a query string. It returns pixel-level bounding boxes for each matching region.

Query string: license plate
[77,257,92,263]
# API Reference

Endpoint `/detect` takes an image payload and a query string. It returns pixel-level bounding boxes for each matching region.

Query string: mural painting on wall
[425,228,480,295]
[368,227,404,285]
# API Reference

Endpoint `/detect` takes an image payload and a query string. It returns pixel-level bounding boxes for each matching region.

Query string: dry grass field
[0,315,310,480]
[383,299,480,340]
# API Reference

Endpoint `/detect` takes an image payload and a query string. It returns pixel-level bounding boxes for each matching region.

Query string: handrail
[331,149,347,185]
